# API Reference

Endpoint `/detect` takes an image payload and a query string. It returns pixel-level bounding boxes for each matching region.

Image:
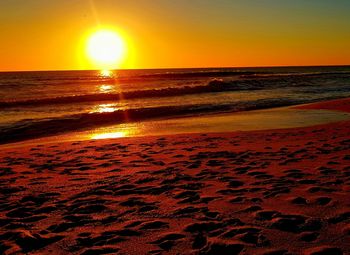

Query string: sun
[86,29,125,69]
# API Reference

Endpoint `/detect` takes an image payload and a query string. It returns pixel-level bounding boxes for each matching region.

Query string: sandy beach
[0,98,349,255]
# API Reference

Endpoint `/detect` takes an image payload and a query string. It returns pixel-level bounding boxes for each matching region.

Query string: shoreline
[2,98,350,149]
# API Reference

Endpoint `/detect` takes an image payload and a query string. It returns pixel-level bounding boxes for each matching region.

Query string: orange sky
[0,0,349,71]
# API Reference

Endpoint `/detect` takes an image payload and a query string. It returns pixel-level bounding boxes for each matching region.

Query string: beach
[0,98,349,254]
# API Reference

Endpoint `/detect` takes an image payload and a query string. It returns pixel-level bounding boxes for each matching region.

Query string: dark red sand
[0,98,349,254]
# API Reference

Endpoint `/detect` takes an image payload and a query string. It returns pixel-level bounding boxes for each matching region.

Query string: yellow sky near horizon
[0,0,350,71]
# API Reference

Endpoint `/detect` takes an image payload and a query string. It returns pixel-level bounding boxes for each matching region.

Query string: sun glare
[87,30,125,69]
[100,69,113,77]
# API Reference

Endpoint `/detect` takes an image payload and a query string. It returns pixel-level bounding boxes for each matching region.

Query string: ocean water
[0,66,350,143]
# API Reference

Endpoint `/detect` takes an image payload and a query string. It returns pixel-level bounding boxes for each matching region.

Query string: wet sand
[0,98,349,254]
[3,103,350,149]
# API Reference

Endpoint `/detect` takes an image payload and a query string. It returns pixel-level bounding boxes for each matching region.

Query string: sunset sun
[86,29,125,69]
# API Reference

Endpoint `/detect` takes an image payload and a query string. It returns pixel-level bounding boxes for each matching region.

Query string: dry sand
[0,98,349,254]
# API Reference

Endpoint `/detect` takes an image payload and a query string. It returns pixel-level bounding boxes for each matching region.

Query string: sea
[1,66,350,143]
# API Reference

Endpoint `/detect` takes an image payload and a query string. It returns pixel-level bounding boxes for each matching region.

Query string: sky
[0,0,350,71]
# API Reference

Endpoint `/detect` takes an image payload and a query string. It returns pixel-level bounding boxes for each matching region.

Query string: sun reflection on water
[99,84,114,93]
[100,69,113,77]
[91,131,127,140]
[89,124,142,141]
[91,103,119,113]
[98,69,117,92]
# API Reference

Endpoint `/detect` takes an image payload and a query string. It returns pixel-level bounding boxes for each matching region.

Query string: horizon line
[1,64,350,73]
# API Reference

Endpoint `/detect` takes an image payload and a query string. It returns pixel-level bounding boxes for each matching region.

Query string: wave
[1,68,349,98]
[3,68,349,89]
[129,70,259,79]
[240,71,350,79]
[2,71,350,108]
[0,79,264,108]
[0,70,259,87]
[137,69,350,80]
[0,98,306,144]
